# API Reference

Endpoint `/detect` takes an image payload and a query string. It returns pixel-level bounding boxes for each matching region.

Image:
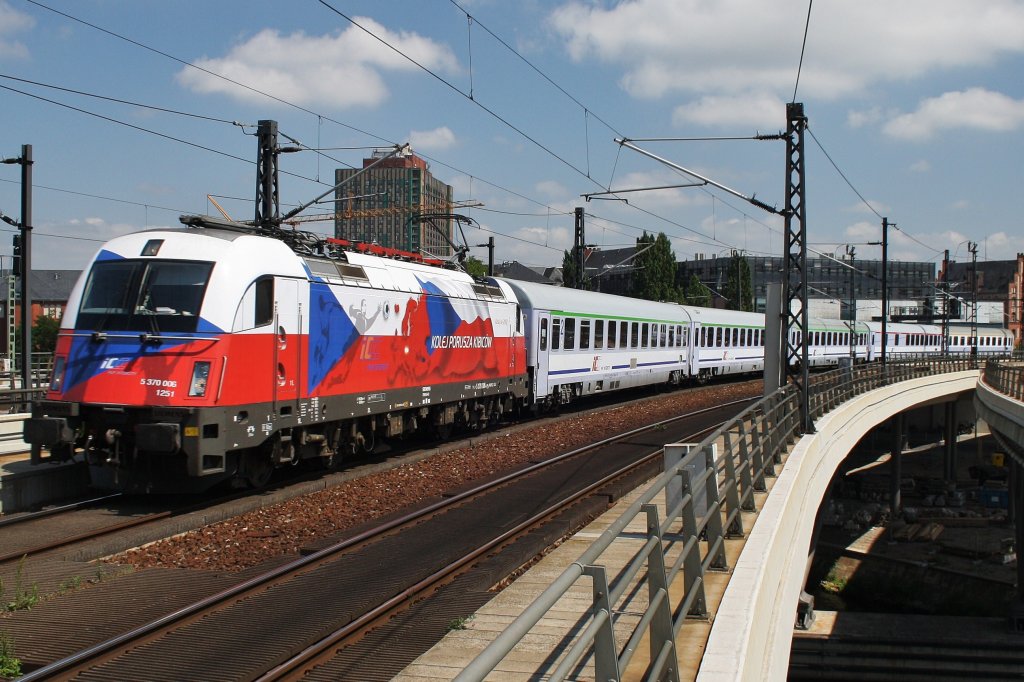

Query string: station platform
[0,448,88,515]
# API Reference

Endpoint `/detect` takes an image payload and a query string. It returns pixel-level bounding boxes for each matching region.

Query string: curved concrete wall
[697,370,980,682]
[976,379,1024,464]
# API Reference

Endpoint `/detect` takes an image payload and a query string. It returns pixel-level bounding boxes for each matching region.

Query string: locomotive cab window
[233,277,274,331]
[78,259,214,333]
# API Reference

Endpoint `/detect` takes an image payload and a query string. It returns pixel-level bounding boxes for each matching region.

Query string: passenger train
[23,217,1015,492]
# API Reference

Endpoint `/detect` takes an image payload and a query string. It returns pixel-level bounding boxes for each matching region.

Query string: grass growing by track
[1,558,38,612]
[0,631,20,678]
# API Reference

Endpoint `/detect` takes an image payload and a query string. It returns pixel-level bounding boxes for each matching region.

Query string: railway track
[16,397,751,681]
[0,379,752,569]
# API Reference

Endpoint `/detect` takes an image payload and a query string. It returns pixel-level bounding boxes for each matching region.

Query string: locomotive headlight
[49,356,67,393]
[188,361,212,397]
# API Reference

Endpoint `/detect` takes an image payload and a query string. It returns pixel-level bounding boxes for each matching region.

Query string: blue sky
[2,0,1024,274]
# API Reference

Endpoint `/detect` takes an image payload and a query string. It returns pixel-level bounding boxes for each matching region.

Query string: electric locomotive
[24,217,529,492]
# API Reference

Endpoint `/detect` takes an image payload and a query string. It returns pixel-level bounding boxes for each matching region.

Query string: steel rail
[0,493,121,531]
[19,396,755,682]
[256,419,730,681]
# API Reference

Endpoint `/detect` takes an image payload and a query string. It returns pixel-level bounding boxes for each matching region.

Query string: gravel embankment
[112,380,762,572]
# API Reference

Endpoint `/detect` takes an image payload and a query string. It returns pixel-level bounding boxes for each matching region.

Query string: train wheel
[358,422,377,455]
[242,450,274,488]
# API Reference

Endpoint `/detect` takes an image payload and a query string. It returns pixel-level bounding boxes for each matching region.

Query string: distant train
[23,217,1014,492]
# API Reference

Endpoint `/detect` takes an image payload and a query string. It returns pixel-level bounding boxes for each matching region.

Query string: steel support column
[782,102,812,433]
[890,413,904,515]
[255,119,280,228]
[573,207,586,289]
[944,401,957,488]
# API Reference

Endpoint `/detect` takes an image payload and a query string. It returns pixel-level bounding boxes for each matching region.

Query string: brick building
[334,149,455,258]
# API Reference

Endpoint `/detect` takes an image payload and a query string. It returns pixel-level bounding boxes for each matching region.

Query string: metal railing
[0,353,53,412]
[455,356,982,682]
[981,356,1024,402]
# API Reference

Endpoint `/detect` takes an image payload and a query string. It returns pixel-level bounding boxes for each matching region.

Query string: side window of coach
[564,318,577,350]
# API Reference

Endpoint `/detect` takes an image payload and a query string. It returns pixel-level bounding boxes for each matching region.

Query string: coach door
[274,277,302,406]
[535,312,551,398]
[689,323,702,379]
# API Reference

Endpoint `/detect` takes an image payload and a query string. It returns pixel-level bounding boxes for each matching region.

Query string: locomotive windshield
[77,259,214,333]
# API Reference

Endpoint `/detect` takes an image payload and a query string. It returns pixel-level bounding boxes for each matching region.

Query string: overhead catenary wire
[22,0,786,263]
[807,126,942,257]
[16,0,751,264]
[19,0,589,256]
[791,0,814,103]
[1,82,328,190]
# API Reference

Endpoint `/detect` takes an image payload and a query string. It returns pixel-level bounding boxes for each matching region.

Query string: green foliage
[12,313,61,357]
[724,252,754,311]
[447,614,475,631]
[820,568,848,594]
[631,232,681,302]
[33,314,61,354]
[683,273,712,308]
[59,575,83,594]
[463,255,488,278]
[561,249,586,289]
[1,557,39,612]
[0,632,21,679]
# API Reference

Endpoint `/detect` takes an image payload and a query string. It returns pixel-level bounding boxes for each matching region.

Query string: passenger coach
[497,279,692,407]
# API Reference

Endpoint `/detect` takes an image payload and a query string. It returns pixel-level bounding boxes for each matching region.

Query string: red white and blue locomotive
[23,216,1014,492]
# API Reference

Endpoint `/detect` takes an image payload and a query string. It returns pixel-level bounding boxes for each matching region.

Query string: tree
[561,249,586,289]
[724,253,754,311]
[463,255,488,278]
[32,315,60,354]
[684,273,712,308]
[631,232,680,302]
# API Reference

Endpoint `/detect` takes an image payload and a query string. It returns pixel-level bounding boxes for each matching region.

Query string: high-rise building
[334,149,454,257]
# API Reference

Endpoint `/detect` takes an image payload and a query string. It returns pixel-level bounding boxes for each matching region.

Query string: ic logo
[99,357,123,370]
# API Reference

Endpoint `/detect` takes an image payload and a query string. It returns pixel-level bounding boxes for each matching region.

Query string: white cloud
[847,107,887,129]
[607,169,706,208]
[950,199,969,210]
[409,126,457,151]
[909,160,931,173]
[497,225,572,265]
[843,199,890,216]
[884,88,1024,141]
[176,20,459,109]
[844,220,881,243]
[34,218,155,269]
[549,0,1024,101]
[672,92,786,129]
[0,0,34,59]
[535,180,568,198]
